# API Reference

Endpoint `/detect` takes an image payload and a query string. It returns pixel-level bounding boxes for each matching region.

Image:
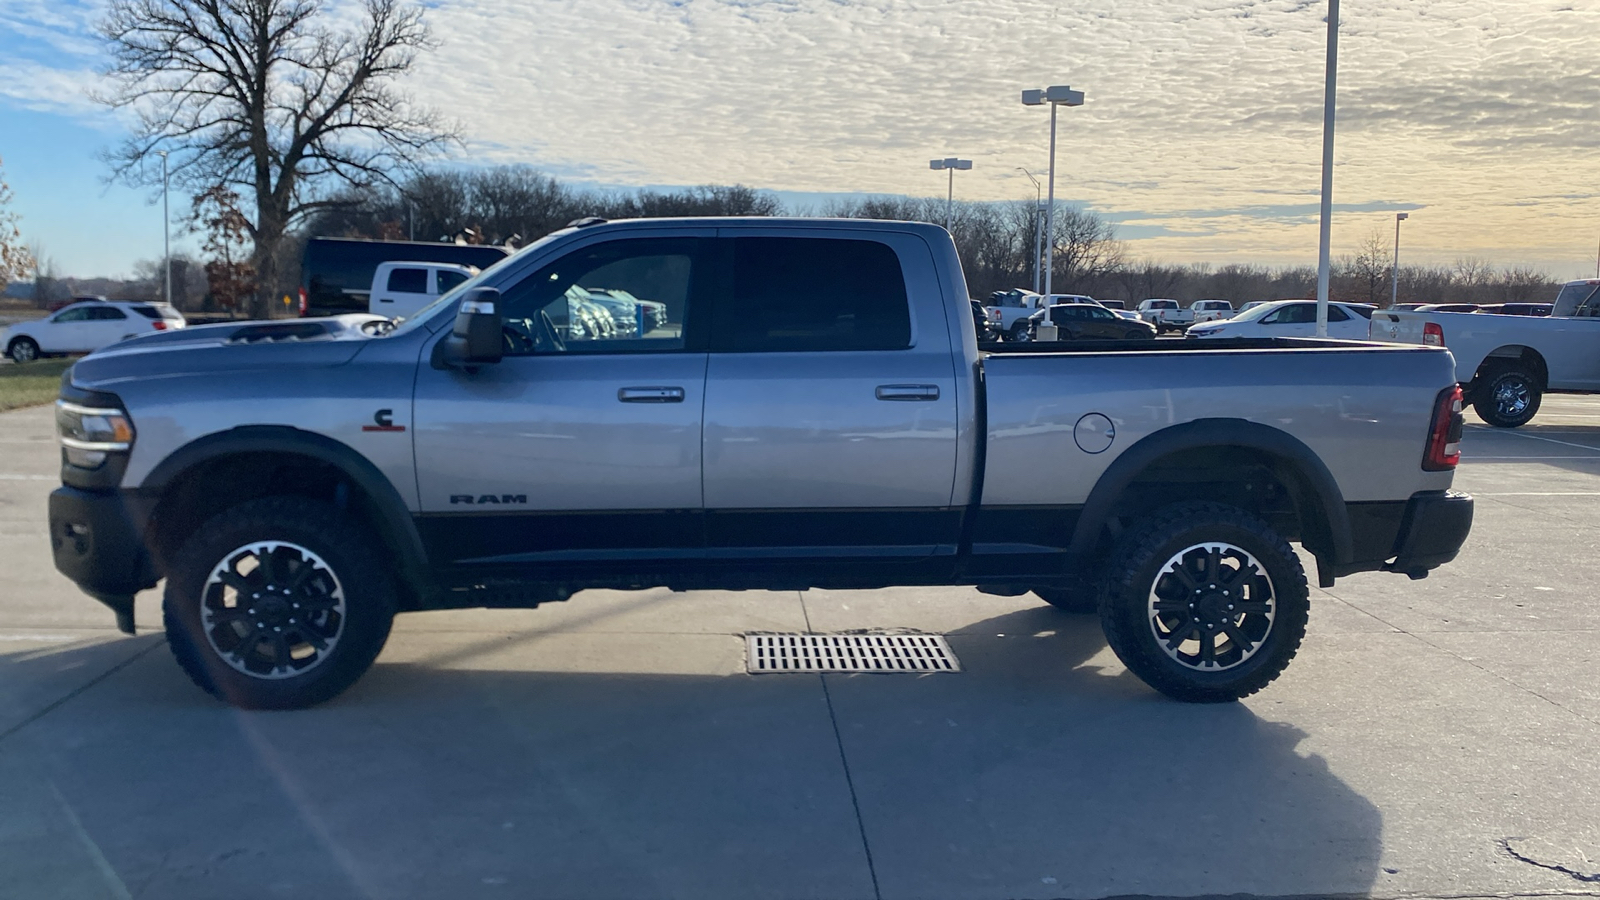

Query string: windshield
[1233,301,1284,322]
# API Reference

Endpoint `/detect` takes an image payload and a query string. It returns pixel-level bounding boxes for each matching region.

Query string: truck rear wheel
[1098,502,1309,703]
[1472,365,1541,428]
[1008,322,1032,342]
[163,496,396,710]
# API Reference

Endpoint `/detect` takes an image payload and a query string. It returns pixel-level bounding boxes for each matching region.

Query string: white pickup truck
[1371,279,1600,427]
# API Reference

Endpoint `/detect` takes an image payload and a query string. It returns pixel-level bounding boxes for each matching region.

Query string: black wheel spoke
[207,606,251,624]
[270,631,292,672]
[1233,600,1271,614]
[294,625,328,652]
[1199,628,1217,666]
[1152,599,1190,613]
[257,548,281,585]
[1223,622,1255,653]
[1169,565,1200,591]
[1163,618,1196,652]
[217,569,252,593]
[284,557,317,594]
[230,625,264,661]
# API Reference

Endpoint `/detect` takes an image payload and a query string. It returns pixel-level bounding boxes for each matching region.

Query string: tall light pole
[157,150,171,306]
[1017,167,1043,293]
[929,158,972,231]
[1390,212,1409,308]
[1315,0,1340,337]
[1023,85,1085,340]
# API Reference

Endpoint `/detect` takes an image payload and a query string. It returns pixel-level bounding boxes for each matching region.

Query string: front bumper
[1383,489,1474,578]
[48,486,158,631]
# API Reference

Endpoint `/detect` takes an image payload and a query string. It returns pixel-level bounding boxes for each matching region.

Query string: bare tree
[1341,227,1393,306]
[0,157,34,295]
[98,0,456,315]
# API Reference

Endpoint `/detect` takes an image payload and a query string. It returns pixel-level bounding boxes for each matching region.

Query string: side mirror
[433,287,503,370]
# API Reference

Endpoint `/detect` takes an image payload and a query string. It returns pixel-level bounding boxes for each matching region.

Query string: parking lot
[2,397,1599,900]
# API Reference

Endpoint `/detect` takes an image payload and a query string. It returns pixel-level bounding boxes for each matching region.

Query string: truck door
[412,235,711,569]
[700,232,962,563]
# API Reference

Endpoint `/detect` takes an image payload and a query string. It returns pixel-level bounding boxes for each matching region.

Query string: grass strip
[0,358,73,412]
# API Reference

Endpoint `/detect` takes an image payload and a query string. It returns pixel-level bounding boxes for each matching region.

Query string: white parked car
[1190,299,1235,323]
[368,261,478,318]
[4,300,186,362]
[1136,298,1196,333]
[1185,299,1375,340]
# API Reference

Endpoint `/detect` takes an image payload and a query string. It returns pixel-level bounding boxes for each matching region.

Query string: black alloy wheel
[164,496,397,709]
[1100,502,1309,702]
[1473,365,1541,428]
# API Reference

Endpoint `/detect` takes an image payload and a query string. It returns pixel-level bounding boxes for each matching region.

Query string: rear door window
[88,306,128,320]
[710,237,911,352]
[387,268,428,294]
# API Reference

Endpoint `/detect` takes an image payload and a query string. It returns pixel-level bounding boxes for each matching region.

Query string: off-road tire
[1472,364,1541,428]
[1098,502,1309,703]
[1034,586,1099,614]
[7,337,38,363]
[163,496,397,709]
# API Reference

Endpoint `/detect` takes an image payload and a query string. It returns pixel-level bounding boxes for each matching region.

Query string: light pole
[1023,85,1085,341]
[1390,212,1409,308]
[157,150,171,306]
[929,158,972,231]
[1314,0,1340,337]
[1017,167,1043,293]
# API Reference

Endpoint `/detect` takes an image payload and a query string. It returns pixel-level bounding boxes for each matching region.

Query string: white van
[368,261,478,318]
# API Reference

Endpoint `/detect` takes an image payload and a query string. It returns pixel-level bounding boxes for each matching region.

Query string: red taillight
[298,287,308,317]
[151,321,167,331]
[1423,385,1464,471]
[1423,322,1444,346]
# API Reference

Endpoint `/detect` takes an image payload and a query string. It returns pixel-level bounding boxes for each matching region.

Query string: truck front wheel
[1472,365,1541,428]
[1099,502,1309,703]
[163,496,397,710]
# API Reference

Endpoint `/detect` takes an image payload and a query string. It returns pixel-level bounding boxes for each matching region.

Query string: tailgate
[1369,310,1431,344]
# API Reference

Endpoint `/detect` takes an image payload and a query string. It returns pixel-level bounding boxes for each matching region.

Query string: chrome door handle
[618,386,685,403]
[875,384,940,401]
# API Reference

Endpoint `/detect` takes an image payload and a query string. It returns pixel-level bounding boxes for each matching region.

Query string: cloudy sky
[2,0,1598,278]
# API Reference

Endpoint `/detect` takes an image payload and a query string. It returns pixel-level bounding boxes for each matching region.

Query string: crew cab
[368,261,478,319]
[49,218,1473,710]
[1370,279,1600,427]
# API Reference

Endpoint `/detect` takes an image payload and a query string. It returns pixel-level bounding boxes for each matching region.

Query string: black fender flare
[1066,418,1354,566]
[142,425,431,587]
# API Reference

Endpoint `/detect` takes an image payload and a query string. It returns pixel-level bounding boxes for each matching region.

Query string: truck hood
[67,314,391,391]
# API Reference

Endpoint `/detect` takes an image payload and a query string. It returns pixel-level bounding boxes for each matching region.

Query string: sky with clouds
[1,0,1597,278]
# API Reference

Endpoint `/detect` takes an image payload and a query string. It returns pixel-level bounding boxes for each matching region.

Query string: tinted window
[1344,305,1372,319]
[88,307,128,320]
[387,268,428,293]
[53,308,91,322]
[498,238,693,355]
[1328,306,1351,322]
[712,237,910,352]
[1263,304,1315,324]
[1089,307,1115,320]
[129,305,172,319]
[436,270,470,293]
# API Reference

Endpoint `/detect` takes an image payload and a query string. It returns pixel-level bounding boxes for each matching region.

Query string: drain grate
[746,633,961,674]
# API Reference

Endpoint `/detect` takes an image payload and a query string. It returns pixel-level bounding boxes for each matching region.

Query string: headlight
[55,400,134,469]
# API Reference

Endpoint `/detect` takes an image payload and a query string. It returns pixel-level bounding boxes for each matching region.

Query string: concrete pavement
[2,399,1599,899]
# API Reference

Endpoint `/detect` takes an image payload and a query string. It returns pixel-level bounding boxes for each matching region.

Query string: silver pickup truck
[49,217,1473,709]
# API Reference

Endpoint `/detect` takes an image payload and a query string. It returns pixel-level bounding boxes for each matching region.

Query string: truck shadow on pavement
[0,612,1383,900]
